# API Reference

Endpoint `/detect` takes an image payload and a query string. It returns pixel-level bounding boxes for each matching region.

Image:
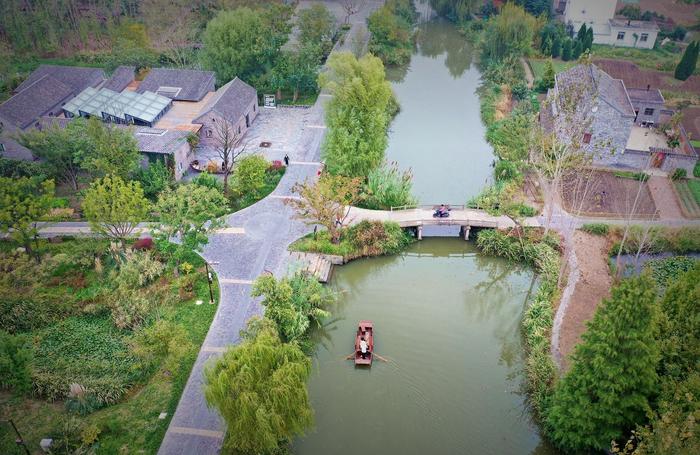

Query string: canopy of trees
[202,6,292,82]
[547,275,659,452]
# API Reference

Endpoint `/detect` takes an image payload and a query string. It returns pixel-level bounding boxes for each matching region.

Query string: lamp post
[204,261,220,304]
[3,420,30,455]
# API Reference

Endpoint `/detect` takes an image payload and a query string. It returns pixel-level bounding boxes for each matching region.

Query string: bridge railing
[390,204,467,211]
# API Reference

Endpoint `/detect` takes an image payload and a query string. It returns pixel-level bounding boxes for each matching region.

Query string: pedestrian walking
[284,154,290,166]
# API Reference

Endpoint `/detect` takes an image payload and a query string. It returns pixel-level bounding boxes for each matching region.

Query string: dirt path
[648,175,684,220]
[557,231,612,371]
[520,57,534,89]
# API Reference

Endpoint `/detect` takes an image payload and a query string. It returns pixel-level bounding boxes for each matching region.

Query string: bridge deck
[346,207,538,229]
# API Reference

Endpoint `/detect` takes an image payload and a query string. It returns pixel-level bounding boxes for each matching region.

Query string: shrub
[192,171,222,192]
[135,160,173,200]
[694,161,700,178]
[0,330,32,394]
[132,237,154,250]
[131,319,193,375]
[494,160,520,182]
[670,168,687,181]
[233,155,269,197]
[614,170,649,181]
[581,223,609,236]
[362,162,417,210]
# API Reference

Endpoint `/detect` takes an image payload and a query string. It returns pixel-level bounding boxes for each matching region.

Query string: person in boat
[359,337,368,359]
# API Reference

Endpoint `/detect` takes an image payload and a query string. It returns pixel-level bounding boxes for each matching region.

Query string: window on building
[617,32,625,40]
[238,125,241,134]
[0,143,5,153]
[583,133,592,144]
[206,129,212,138]
[640,33,648,42]
[644,108,654,116]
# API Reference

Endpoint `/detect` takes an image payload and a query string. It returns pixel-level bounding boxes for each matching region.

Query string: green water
[294,240,557,454]
[384,20,495,204]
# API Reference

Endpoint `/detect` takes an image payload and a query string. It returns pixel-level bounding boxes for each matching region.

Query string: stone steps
[290,252,342,283]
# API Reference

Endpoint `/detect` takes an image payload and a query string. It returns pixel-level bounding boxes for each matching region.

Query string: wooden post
[417,225,423,240]
[463,225,470,240]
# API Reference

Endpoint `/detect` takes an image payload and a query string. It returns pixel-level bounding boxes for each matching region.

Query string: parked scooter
[433,205,450,218]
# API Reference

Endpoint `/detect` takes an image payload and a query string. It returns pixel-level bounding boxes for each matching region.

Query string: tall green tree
[561,38,573,61]
[367,0,416,65]
[233,155,269,197]
[204,318,312,454]
[0,177,54,259]
[547,275,659,452]
[297,4,335,55]
[320,52,395,177]
[155,184,228,263]
[481,3,538,61]
[202,7,291,82]
[674,41,699,81]
[81,118,141,180]
[540,58,556,91]
[82,175,150,245]
[20,120,89,191]
[252,271,334,342]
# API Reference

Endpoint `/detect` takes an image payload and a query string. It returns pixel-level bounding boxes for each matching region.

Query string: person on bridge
[434,204,449,218]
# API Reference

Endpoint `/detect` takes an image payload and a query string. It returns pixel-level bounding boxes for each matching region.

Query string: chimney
[647,84,650,91]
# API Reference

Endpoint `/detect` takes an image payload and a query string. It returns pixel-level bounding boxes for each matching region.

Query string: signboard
[264,94,276,109]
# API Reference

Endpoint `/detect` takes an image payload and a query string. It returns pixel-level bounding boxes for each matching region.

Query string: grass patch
[581,223,610,236]
[528,58,575,79]
[613,170,649,181]
[289,221,414,261]
[673,179,700,218]
[688,179,700,205]
[590,44,693,74]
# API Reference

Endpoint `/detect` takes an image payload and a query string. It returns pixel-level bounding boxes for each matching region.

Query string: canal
[294,19,557,455]
[384,20,495,204]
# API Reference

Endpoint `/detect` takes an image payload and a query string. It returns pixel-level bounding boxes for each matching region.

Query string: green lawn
[0,240,218,454]
[528,58,576,79]
[673,179,700,218]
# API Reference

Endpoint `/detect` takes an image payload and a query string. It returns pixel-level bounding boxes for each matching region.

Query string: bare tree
[340,0,365,25]
[286,175,362,243]
[213,120,246,196]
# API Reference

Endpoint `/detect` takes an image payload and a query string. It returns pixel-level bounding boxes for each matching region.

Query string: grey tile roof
[193,77,256,125]
[135,128,189,154]
[0,75,74,129]
[0,135,35,161]
[555,64,635,117]
[14,64,105,95]
[103,66,135,92]
[137,68,215,101]
[627,87,664,104]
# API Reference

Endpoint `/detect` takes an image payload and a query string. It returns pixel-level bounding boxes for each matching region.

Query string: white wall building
[561,0,659,49]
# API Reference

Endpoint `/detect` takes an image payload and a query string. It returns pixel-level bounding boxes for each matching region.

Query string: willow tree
[547,275,659,452]
[481,3,538,62]
[320,52,395,177]
[204,319,312,453]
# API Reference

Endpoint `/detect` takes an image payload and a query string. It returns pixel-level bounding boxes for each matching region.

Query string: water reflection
[294,239,559,454]
[383,20,494,203]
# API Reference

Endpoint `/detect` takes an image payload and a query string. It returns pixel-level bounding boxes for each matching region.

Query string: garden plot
[561,170,657,218]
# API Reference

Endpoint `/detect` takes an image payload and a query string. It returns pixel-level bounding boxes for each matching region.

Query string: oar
[373,353,390,363]
[343,353,355,360]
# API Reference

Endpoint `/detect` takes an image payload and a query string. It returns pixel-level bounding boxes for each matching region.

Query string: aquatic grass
[476,228,560,419]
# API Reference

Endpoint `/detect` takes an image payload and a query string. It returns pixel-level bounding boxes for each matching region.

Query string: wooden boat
[354,320,374,365]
